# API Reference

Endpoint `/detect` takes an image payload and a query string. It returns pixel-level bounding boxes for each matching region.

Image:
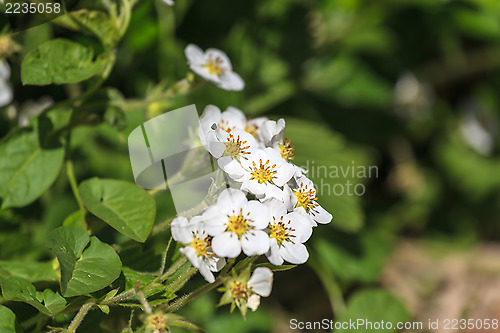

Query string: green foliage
[21,39,104,85]
[0,127,64,209]
[1,0,499,331]
[0,273,67,316]
[46,227,122,297]
[337,289,409,333]
[79,178,156,242]
[0,305,21,333]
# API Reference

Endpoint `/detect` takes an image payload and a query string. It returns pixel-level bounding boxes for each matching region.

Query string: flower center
[294,184,318,212]
[226,209,253,237]
[250,159,276,184]
[225,134,249,158]
[191,233,211,258]
[230,281,249,301]
[147,313,168,332]
[205,56,227,76]
[269,217,295,247]
[280,139,295,162]
[244,122,259,139]
[220,119,235,133]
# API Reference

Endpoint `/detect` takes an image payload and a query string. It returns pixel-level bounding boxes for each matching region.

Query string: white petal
[247,294,261,312]
[218,71,245,91]
[259,184,287,203]
[222,107,246,129]
[282,184,296,211]
[217,188,247,207]
[162,0,174,5]
[180,247,201,268]
[203,214,227,236]
[266,240,284,266]
[213,257,226,272]
[273,163,295,187]
[171,217,192,243]
[0,60,11,80]
[280,243,309,264]
[205,49,233,71]
[248,267,273,297]
[245,201,270,229]
[220,158,245,180]
[241,230,270,256]
[241,179,266,196]
[294,207,317,227]
[212,232,241,258]
[264,199,287,219]
[310,204,332,224]
[185,44,206,66]
[287,212,313,243]
[198,262,216,283]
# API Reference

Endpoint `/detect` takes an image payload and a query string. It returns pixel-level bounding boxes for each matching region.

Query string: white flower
[264,200,312,265]
[220,267,273,315]
[285,175,332,226]
[0,60,13,107]
[203,188,270,258]
[198,105,269,146]
[171,216,226,283]
[185,44,244,91]
[206,127,260,177]
[233,147,295,201]
[161,0,174,5]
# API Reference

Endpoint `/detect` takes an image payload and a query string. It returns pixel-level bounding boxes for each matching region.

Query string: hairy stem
[66,299,95,333]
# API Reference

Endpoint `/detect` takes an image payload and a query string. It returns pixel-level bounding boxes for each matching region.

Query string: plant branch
[66,299,95,333]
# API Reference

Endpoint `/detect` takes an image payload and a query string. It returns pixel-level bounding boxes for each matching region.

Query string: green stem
[165,277,223,312]
[137,290,152,314]
[165,267,198,293]
[309,258,345,316]
[66,161,85,213]
[156,257,188,283]
[21,313,46,330]
[102,288,137,305]
[66,299,95,333]
[122,77,205,113]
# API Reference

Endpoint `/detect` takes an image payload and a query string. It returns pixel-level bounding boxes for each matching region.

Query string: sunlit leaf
[79,178,156,242]
[46,227,122,297]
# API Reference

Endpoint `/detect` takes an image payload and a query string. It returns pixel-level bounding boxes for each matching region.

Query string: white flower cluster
[171,106,333,283]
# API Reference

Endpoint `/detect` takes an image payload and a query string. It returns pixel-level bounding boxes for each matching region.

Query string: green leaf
[337,289,409,333]
[314,231,394,283]
[0,260,58,283]
[62,211,86,229]
[69,10,120,48]
[46,227,122,297]
[96,304,110,314]
[255,263,297,272]
[0,276,66,316]
[0,305,21,333]
[0,127,64,209]
[21,39,103,86]
[79,178,156,242]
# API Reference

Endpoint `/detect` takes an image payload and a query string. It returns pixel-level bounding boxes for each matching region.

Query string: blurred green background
[1,0,500,332]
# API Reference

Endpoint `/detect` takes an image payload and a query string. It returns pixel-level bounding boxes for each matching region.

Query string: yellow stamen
[294,184,318,212]
[191,233,211,257]
[280,138,295,161]
[230,281,249,301]
[250,159,276,184]
[226,209,253,237]
[204,56,227,76]
[269,217,295,247]
[225,134,249,158]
